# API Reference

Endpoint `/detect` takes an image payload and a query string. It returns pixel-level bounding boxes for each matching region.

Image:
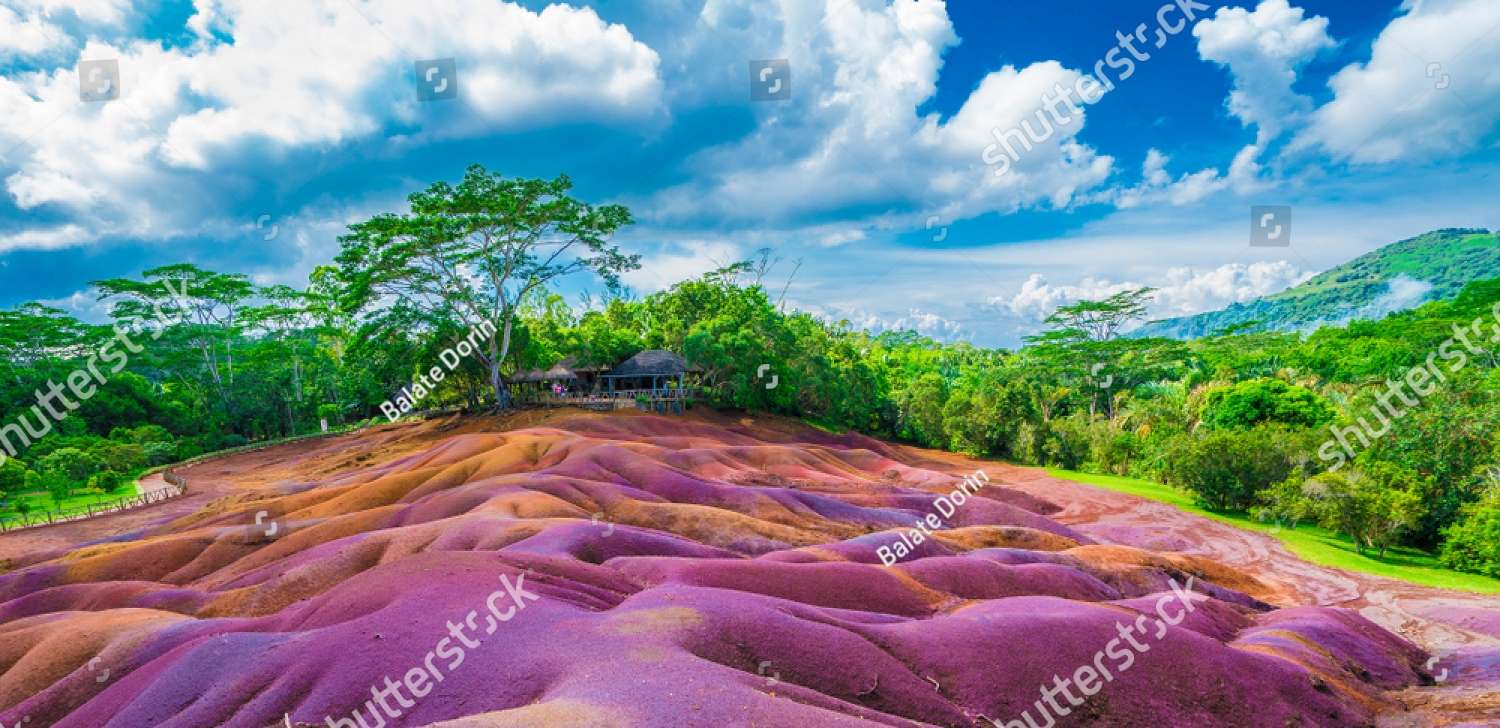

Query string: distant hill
[1136,228,1499,339]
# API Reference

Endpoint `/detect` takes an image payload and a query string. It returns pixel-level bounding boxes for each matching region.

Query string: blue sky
[0,0,1497,347]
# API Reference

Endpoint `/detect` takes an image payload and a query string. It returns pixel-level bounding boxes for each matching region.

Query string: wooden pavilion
[522,350,700,413]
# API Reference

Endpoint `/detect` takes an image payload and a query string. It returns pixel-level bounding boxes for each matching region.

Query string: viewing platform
[521,387,700,414]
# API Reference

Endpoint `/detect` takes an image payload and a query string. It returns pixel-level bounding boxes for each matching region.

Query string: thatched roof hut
[512,356,609,383]
[604,350,693,378]
[600,350,699,392]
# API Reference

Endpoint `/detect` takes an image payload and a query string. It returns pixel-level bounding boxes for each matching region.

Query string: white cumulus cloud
[646,0,1114,229]
[1194,0,1335,145]
[0,0,663,250]
[1296,0,1500,164]
[996,261,1312,323]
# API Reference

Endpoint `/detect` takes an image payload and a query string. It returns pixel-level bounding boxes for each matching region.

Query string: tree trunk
[489,361,513,410]
[486,311,518,410]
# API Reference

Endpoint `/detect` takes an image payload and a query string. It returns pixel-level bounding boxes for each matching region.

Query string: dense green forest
[1,166,1496,578]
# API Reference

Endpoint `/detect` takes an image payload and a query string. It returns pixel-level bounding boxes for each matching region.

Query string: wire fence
[0,476,188,533]
[0,416,439,534]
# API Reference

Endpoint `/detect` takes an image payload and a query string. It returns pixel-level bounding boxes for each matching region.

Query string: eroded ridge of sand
[0,411,1450,727]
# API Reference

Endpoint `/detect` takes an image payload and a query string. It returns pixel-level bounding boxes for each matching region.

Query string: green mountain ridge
[1136,228,1500,339]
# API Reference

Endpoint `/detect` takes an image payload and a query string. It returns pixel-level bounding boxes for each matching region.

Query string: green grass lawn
[2,486,139,521]
[1047,467,1500,595]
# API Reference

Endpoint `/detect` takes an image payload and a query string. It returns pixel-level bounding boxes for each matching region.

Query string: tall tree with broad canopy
[93,263,250,413]
[335,165,639,408]
[1025,287,1171,419]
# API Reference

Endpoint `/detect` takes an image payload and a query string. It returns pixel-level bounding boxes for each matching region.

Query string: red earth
[0,409,1493,727]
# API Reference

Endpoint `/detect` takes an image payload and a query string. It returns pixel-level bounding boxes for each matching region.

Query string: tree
[0,303,97,367]
[898,372,948,447]
[1441,485,1500,577]
[1201,378,1334,430]
[1026,288,1161,419]
[0,459,26,505]
[1306,465,1426,557]
[1253,474,1318,530]
[37,447,105,486]
[93,264,250,414]
[336,165,639,408]
[1161,426,1307,511]
[1029,287,1155,344]
[242,285,323,416]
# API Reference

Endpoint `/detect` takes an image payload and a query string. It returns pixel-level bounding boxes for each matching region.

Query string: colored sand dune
[0,412,1434,727]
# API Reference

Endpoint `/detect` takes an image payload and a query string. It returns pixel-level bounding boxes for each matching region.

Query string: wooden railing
[517,387,700,412]
[0,425,366,535]
[0,478,188,533]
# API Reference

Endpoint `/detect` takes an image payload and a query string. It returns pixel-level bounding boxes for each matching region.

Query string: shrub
[317,403,341,424]
[1161,426,1308,511]
[1042,416,1091,471]
[1131,425,1189,482]
[1012,421,1045,465]
[1305,464,1426,557]
[1085,420,1140,476]
[941,382,1026,458]
[898,373,948,448]
[89,440,146,473]
[1440,487,1500,577]
[0,459,26,497]
[1253,474,1318,530]
[36,447,106,486]
[89,470,129,494]
[1200,378,1334,430]
[41,470,72,507]
[110,423,174,444]
[142,441,177,466]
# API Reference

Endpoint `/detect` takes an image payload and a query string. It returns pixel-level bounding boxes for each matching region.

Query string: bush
[1085,420,1140,476]
[1161,426,1309,511]
[1042,416,1091,471]
[142,441,177,466]
[1013,421,1045,465]
[1305,464,1426,557]
[1201,378,1334,430]
[1441,487,1500,577]
[317,403,341,424]
[0,459,26,498]
[1253,474,1318,530]
[941,382,1026,458]
[89,440,146,473]
[1131,425,1189,482]
[110,424,174,444]
[41,470,72,507]
[89,470,129,494]
[36,447,106,486]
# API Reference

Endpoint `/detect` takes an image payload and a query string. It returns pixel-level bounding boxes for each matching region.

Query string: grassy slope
[1139,228,1499,338]
[1047,467,1500,594]
[4,488,134,517]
